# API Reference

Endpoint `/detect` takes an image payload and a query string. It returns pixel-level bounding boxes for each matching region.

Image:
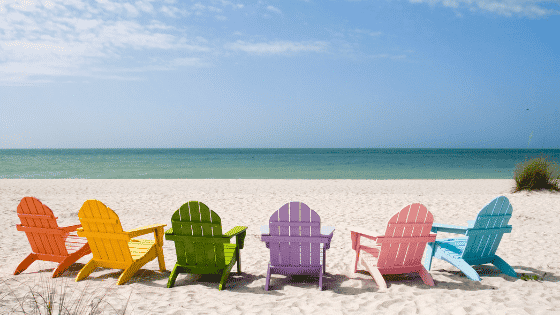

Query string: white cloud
[123,3,139,16]
[99,21,177,49]
[225,40,328,54]
[95,0,122,13]
[63,18,103,32]
[0,0,217,85]
[160,5,180,17]
[171,57,209,67]
[208,5,222,12]
[135,0,154,13]
[409,0,560,17]
[267,5,282,14]
[11,0,40,11]
[219,0,243,9]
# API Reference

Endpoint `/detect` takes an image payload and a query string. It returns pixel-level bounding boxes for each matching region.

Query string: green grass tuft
[0,272,136,315]
[519,272,546,282]
[513,155,560,192]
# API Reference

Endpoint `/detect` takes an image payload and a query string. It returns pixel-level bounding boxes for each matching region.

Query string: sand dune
[1,179,559,314]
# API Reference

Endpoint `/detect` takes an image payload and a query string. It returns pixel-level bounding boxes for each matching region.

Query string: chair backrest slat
[267,202,323,267]
[463,196,513,261]
[377,204,435,269]
[170,201,225,268]
[78,200,132,264]
[17,197,68,257]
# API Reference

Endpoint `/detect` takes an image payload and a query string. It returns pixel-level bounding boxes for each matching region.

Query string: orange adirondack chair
[15,197,91,277]
[75,200,166,285]
[350,203,436,290]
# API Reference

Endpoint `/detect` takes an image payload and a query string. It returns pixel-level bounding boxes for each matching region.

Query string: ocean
[1,148,559,179]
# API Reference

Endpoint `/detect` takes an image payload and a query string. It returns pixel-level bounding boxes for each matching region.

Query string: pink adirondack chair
[350,203,436,290]
[14,197,91,277]
[261,202,335,290]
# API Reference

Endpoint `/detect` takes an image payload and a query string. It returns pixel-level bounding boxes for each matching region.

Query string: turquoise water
[1,148,559,179]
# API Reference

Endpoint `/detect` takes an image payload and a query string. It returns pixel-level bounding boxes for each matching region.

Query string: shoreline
[1,179,559,314]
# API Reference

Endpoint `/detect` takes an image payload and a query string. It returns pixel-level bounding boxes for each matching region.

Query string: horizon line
[1,147,560,150]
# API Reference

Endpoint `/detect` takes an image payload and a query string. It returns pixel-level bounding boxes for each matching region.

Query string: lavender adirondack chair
[261,202,335,291]
[350,203,437,290]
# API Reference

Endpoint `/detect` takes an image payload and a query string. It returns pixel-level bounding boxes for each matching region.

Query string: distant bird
[526,109,529,110]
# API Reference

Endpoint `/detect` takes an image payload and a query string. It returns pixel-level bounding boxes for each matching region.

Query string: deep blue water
[1,148,559,179]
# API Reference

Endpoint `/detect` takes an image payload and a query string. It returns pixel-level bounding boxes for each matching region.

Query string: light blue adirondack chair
[423,196,517,281]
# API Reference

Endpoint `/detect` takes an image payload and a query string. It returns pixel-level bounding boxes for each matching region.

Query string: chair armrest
[431,222,468,234]
[60,224,82,233]
[164,228,180,242]
[350,226,381,241]
[323,229,335,249]
[224,226,248,249]
[224,226,248,238]
[127,224,166,238]
[350,227,382,251]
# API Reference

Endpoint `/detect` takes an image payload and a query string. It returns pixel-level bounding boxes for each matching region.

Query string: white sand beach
[1,179,559,314]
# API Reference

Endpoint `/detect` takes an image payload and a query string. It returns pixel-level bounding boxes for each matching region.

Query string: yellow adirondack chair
[75,200,166,285]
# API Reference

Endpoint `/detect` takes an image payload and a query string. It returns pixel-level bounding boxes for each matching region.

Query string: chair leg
[445,258,481,281]
[492,255,517,278]
[118,262,142,285]
[219,257,237,291]
[53,258,76,278]
[265,264,272,291]
[236,248,241,273]
[418,265,435,287]
[14,253,38,275]
[75,260,98,282]
[361,255,387,291]
[53,243,91,278]
[117,248,157,285]
[323,248,327,274]
[354,249,360,273]
[319,265,324,291]
[423,242,435,271]
[156,247,166,272]
[167,264,182,288]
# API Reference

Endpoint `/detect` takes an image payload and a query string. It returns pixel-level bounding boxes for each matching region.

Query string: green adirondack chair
[165,201,248,290]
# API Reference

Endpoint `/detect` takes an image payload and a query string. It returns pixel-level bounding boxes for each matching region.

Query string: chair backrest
[16,197,68,257]
[78,200,133,264]
[170,201,227,269]
[462,196,513,261]
[267,202,324,267]
[377,203,435,270]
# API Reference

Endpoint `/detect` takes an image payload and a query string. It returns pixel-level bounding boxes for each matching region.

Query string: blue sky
[1,0,559,149]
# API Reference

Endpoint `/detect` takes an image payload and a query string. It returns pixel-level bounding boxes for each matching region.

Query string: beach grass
[519,272,546,282]
[513,155,560,192]
[0,272,134,315]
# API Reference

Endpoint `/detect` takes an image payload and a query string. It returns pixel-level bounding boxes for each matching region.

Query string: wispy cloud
[408,0,560,17]
[225,40,328,54]
[0,0,425,85]
[0,0,227,85]
[267,5,282,14]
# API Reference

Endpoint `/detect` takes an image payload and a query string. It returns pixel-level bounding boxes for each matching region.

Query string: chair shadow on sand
[33,262,170,287]
[426,264,558,290]
[507,265,558,283]
[25,262,559,295]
